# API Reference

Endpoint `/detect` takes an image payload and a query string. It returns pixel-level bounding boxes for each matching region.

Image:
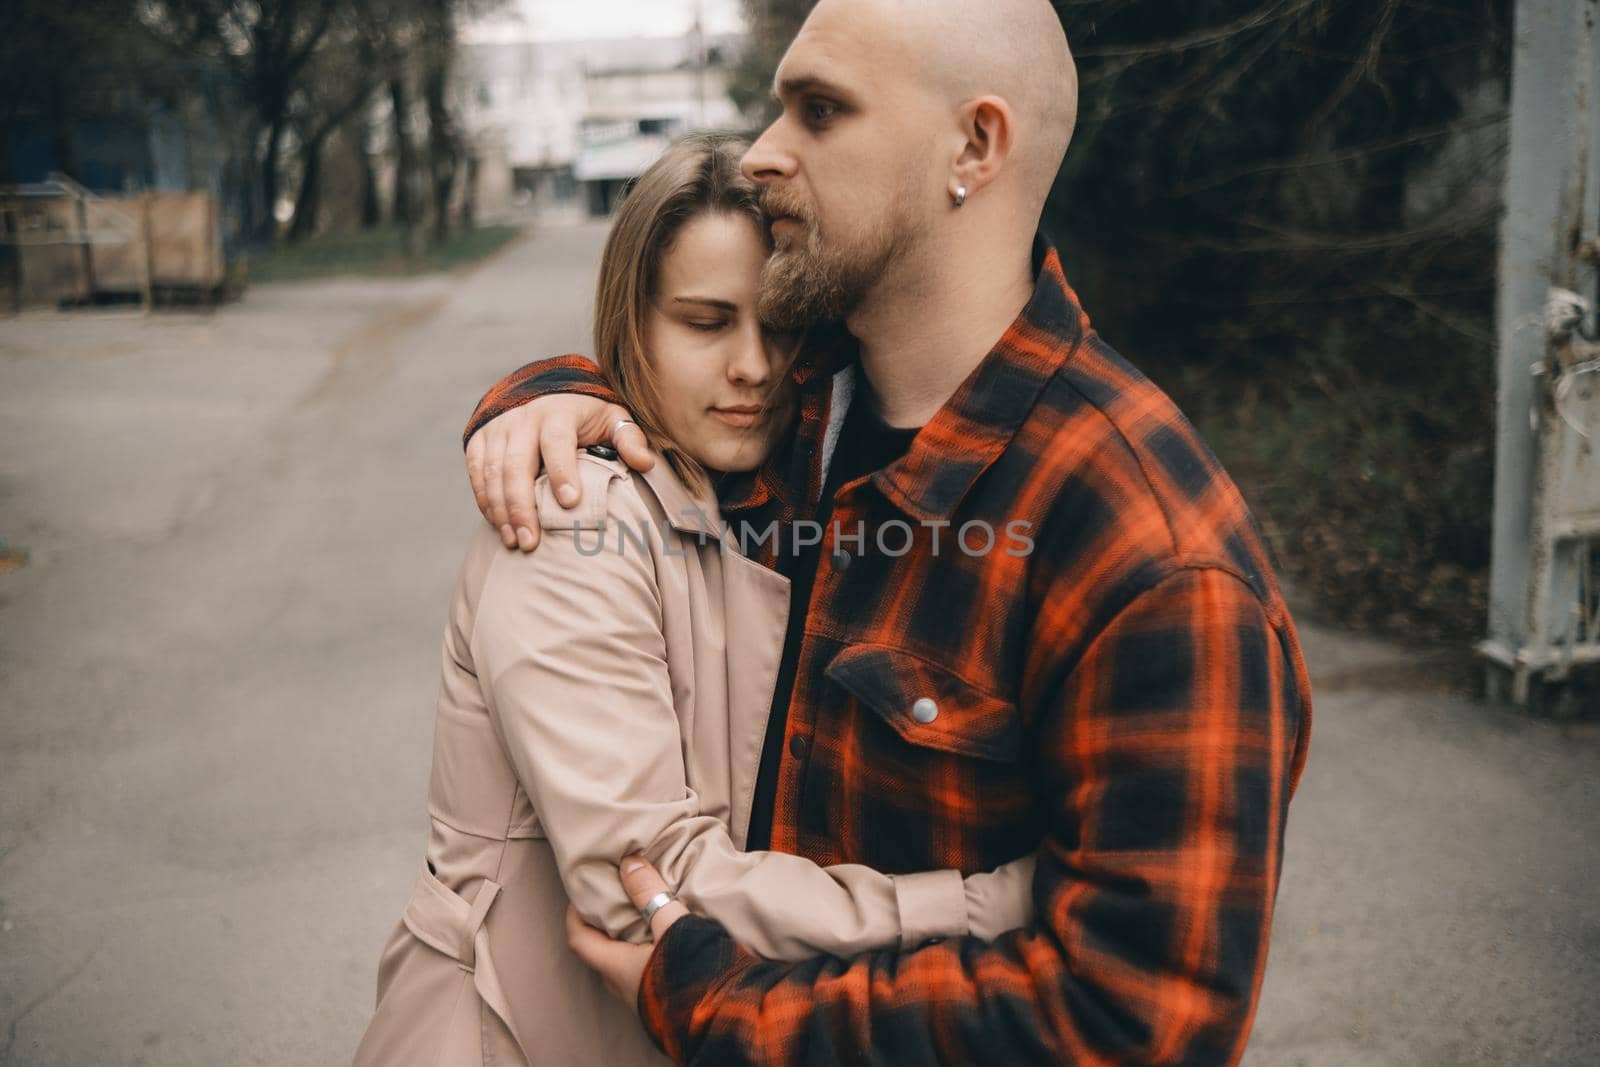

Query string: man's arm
[462,354,619,445]
[632,566,1309,1067]
[470,467,1027,962]
[462,354,653,551]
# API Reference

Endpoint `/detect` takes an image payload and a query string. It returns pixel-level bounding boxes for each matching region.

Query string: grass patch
[249,224,523,284]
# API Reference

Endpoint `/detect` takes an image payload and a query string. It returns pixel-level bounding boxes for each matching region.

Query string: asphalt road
[1,222,1596,1065]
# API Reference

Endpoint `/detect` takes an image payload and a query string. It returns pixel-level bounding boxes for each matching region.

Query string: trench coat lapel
[639,463,792,849]
[717,550,789,848]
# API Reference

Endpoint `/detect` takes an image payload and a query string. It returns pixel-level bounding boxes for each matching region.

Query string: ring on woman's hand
[613,418,638,438]
[640,890,676,924]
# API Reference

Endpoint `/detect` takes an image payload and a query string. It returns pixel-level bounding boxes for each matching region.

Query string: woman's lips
[711,408,764,429]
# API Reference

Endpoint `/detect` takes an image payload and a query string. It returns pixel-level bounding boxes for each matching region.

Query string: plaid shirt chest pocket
[798,641,1039,874]
[823,643,1022,763]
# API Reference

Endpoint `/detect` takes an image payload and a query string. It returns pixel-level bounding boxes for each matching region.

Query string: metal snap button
[911,697,938,724]
[832,549,852,571]
[789,734,809,759]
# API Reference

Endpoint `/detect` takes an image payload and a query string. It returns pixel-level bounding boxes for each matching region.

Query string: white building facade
[456,34,744,219]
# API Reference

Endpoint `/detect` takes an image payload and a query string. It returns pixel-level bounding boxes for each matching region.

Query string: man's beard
[757,196,904,332]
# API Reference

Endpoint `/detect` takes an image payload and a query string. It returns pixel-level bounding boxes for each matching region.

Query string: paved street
[2,222,1596,1065]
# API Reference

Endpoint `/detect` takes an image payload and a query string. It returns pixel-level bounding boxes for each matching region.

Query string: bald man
[459,1,1312,1063]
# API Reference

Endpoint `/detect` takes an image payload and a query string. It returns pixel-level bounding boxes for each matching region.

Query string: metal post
[3,202,21,314]
[73,187,95,303]
[1485,0,1600,706]
[692,0,708,130]
[141,192,155,314]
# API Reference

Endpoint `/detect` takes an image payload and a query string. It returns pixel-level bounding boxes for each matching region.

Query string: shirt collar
[793,319,858,384]
[712,236,1091,523]
[870,235,1091,522]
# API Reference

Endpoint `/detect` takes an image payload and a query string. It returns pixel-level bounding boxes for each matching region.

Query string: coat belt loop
[459,880,501,970]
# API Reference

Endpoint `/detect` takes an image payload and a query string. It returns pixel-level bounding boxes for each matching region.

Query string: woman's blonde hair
[594,131,784,499]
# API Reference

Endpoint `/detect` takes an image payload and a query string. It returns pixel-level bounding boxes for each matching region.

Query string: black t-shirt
[744,382,921,852]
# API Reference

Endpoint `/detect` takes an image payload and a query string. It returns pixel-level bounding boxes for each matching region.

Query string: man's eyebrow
[673,296,738,312]
[773,74,854,102]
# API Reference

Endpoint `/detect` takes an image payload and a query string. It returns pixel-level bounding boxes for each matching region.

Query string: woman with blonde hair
[353,133,1033,1066]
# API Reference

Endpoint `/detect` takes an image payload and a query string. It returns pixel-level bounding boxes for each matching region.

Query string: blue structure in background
[2,61,258,264]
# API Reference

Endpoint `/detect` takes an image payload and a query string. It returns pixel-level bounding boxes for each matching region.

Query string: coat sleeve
[466,468,1035,961]
[462,354,619,450]
[636,566,1310,1066]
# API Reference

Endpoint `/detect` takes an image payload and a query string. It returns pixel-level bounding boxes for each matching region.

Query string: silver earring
[953,185,968,207]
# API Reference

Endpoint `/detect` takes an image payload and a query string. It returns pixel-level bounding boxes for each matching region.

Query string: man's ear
[950,95,1016,201]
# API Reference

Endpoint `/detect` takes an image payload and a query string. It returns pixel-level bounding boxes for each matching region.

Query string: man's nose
[740,119,795,185]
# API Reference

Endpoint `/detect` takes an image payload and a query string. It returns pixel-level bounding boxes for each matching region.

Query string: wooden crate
[3,188,226,307]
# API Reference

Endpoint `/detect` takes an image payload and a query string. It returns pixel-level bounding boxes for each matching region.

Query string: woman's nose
[727,325,773,386]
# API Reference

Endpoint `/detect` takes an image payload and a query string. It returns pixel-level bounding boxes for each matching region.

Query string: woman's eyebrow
[673,296,739,312]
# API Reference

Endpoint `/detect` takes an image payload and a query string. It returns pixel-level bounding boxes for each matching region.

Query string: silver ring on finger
[613,419,637,438]
[640,890,676,924]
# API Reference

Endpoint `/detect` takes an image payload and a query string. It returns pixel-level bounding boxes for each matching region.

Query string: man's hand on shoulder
[465,395,654,551]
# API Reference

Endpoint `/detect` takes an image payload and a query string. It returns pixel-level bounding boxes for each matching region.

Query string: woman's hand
[564,854,689,1013]
[466,396,654,552]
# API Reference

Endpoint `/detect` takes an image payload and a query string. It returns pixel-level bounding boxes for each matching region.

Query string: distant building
[456,33,743,219]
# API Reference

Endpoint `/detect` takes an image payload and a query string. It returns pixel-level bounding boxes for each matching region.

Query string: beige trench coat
[353,452,1035,1067]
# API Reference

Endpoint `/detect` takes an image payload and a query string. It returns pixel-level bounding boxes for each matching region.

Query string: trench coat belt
[402,862,502,970]
[401,861,529,1055]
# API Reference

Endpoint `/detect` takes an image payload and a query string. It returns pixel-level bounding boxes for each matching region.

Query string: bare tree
[141,0,347,244]
[421,0,461,245]
[285,16,382,241]
[345,108,383,229]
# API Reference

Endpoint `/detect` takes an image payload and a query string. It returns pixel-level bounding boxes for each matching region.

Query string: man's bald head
[802,0,1078,213]
[743,0,1078,330]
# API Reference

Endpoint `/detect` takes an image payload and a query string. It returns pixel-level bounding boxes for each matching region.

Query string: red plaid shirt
[465,241,1312,1066]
